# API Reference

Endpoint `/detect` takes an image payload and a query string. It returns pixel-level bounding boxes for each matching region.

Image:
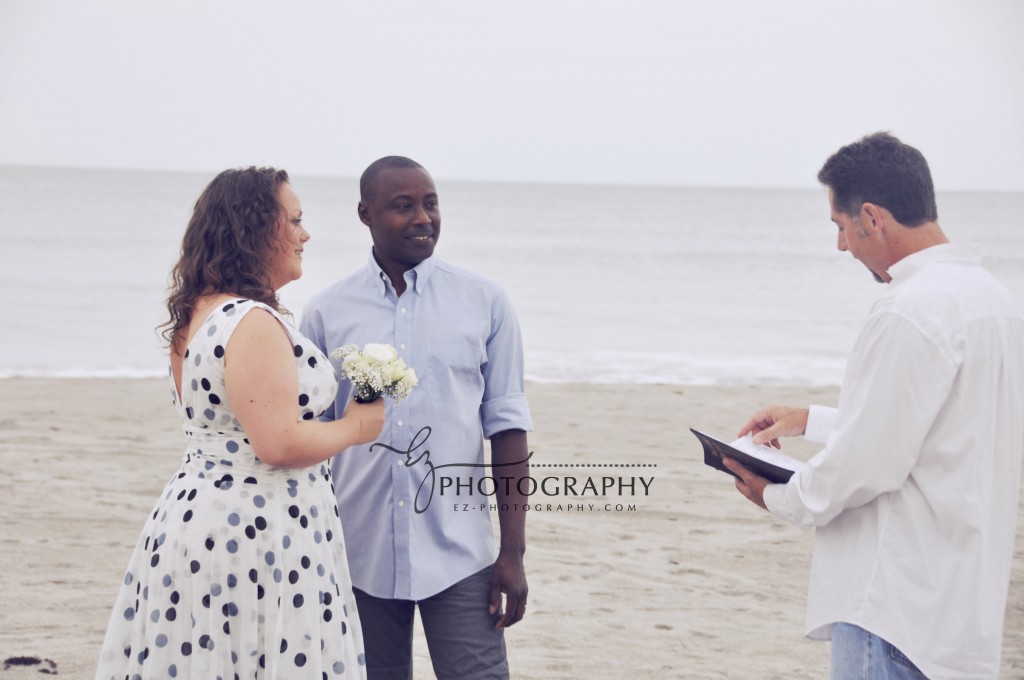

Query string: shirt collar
[365,250,438,297]
[886,243,982,284]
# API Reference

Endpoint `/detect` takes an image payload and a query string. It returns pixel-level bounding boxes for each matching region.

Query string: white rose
[382,362,402,383]
[364,343,398,362]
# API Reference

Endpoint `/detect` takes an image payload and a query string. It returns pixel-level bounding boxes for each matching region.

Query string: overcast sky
[1,0,1022,190]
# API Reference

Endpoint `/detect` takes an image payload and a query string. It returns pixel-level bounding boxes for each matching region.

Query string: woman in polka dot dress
[95,167,384,680]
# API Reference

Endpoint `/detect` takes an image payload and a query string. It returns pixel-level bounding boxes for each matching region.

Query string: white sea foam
[525,350,848,386]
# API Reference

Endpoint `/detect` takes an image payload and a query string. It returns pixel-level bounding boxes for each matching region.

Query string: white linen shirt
[764,243,1024,679]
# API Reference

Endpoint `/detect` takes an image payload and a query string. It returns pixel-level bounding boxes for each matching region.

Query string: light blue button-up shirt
[300,253,533,600]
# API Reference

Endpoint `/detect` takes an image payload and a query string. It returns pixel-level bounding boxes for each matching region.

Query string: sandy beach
[1,377,1021,679]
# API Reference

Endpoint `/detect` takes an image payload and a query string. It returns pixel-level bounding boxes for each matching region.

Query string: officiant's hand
[723,457,770,510]
[737,405,809,448]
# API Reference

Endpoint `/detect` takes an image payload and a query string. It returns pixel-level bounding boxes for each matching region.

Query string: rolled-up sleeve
[480,290,533,438]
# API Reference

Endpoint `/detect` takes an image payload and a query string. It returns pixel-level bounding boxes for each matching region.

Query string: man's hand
[489,549,528,630]
[722,457,771,510]
[737,404,809,448]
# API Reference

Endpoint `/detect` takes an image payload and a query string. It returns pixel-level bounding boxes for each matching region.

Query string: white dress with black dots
[95,299,366,680]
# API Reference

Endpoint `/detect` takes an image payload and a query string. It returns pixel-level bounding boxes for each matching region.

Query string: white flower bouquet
[329,343,418,404]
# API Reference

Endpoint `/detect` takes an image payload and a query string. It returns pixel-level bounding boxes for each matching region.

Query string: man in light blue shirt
[300,156,533,680]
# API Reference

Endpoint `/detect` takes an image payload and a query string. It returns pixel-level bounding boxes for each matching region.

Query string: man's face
[359,166,440,277]
[828,190,888,283]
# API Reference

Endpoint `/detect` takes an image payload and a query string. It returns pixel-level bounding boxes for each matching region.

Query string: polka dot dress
[95,300,366,680]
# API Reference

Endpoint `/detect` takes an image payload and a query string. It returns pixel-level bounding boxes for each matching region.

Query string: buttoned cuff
[763,483,785,516]
[804,404,838,444]
[763,478,807,526]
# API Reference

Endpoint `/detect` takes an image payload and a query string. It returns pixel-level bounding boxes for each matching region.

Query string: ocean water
[2,165,1022,385]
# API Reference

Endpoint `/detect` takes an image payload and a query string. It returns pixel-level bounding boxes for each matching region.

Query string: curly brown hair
[162,166,291,351]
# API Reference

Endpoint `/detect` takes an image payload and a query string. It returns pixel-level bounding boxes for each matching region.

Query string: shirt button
[400,307,407,314]
[398,500,406,508]
[400,344,406,350]
[397,420,404,427]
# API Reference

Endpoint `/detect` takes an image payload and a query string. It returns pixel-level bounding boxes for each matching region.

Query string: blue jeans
[831,623,928,680]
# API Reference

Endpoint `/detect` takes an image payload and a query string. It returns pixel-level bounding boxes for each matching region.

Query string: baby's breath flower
[329,343,418,404]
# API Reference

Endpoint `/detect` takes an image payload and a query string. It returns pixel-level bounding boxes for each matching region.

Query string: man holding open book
[724,132,1024,679]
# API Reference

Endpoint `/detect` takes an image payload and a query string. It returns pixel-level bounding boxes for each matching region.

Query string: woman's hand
[343,398,385,445]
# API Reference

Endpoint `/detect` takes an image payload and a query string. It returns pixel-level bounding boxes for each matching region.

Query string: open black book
[691,428,802,484]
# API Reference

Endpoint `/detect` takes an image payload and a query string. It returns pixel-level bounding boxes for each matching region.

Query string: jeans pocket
[885,641,924,675]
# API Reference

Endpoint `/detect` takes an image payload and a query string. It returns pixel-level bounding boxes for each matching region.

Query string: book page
[728,434,804,473]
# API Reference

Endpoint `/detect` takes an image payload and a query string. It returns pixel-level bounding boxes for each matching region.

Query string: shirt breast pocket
[427,338,485,403]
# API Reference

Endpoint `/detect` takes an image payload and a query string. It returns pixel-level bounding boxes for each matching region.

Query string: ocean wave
[0,367,166,379]
[524,350,846,386]
[0,351,845,386]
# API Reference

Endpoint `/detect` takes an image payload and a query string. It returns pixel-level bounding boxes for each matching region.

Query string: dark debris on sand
[2,657,58,674]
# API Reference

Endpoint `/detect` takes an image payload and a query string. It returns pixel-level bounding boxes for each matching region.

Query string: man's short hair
[817,132,938,226]
[360,156,426,203]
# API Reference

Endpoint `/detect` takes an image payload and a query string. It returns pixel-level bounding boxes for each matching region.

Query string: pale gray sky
[2,0,1022,189]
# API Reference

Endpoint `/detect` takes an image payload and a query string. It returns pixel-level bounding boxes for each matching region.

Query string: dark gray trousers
[353,566,509,680]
